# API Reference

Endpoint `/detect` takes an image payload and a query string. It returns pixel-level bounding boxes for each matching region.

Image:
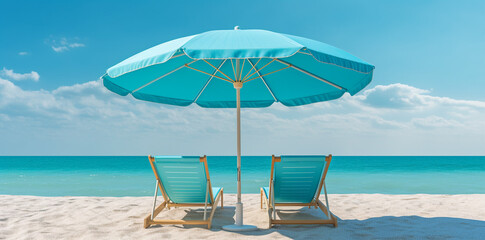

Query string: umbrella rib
[230,59,237,81]
[235,59,240,81]
[297,50,312,56]
[243,65,291,83]
[170,53,186,59]
[247,59,277,101]
[132,60,197,93]
[239,59,245,81]
[274,59,344,90]
[185,64,233,83]
[202,59,234,82]
[194,59,227,103]
[242,58,262,81]
[242,58,276,81]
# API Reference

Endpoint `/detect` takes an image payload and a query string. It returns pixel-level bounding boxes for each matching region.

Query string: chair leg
[144,201,167,228]
[267,207,272,229]
[221,189,224,208]
[264,191,272,228]
[332,214,338,227]
[144,216,151,229]
[208,188,223,229]
[317,200,338,228]
[261,188,268,210]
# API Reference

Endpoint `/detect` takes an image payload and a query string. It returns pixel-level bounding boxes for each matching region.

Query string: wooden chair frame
[260,155,338,228]
[144,155,223,229]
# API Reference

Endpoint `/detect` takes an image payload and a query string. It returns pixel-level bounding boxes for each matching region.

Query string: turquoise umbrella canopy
[102,29,374,108]
[102,28,374,231]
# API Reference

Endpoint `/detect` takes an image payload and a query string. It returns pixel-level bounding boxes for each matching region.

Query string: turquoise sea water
[0,156,484,196]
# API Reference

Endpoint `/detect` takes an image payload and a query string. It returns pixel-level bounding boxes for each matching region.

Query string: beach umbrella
[102,27,374,231]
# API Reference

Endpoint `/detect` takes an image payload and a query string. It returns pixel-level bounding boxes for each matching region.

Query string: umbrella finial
[234,26,240,30]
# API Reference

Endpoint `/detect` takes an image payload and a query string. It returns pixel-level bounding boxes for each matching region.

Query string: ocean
[0,156,484,196]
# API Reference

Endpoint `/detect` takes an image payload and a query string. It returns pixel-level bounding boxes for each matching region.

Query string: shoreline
[1,194,484,239]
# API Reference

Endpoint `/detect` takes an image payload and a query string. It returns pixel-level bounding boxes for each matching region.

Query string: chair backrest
[270,155,331,203]
[149,155,214,204]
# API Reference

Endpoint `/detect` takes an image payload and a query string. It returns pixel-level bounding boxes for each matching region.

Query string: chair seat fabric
[264,155,328,203]
[153,156,221,204]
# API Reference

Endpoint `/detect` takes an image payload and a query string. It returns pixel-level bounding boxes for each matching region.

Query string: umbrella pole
[222,81,257,232]
[236,83,243,225]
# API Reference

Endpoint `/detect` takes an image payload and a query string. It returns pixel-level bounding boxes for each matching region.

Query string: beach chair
[144,155,223,229]
[260,155,337,228]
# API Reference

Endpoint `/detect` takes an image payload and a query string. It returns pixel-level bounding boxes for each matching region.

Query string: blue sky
[1,0,484,155]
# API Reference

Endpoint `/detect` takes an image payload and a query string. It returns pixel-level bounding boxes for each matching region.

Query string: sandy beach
[1,194,484,239]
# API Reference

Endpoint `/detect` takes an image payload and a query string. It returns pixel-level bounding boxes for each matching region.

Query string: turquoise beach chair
[144,155,223,229]
[260,155,337,228]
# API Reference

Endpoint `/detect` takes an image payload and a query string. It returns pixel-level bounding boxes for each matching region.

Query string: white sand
[1,194,484,239]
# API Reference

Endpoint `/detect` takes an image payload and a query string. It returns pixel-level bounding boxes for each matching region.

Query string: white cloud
[18,52,29,56]
[358,83,485,110]
[48,37,85,53]
[52,46,69,52]
[0,79,484,155]
[411,116,463,128]
[0,68,39,82]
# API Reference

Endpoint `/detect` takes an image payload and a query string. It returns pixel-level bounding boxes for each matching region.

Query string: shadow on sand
[252,215,484,239]
[148,205,485,239]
